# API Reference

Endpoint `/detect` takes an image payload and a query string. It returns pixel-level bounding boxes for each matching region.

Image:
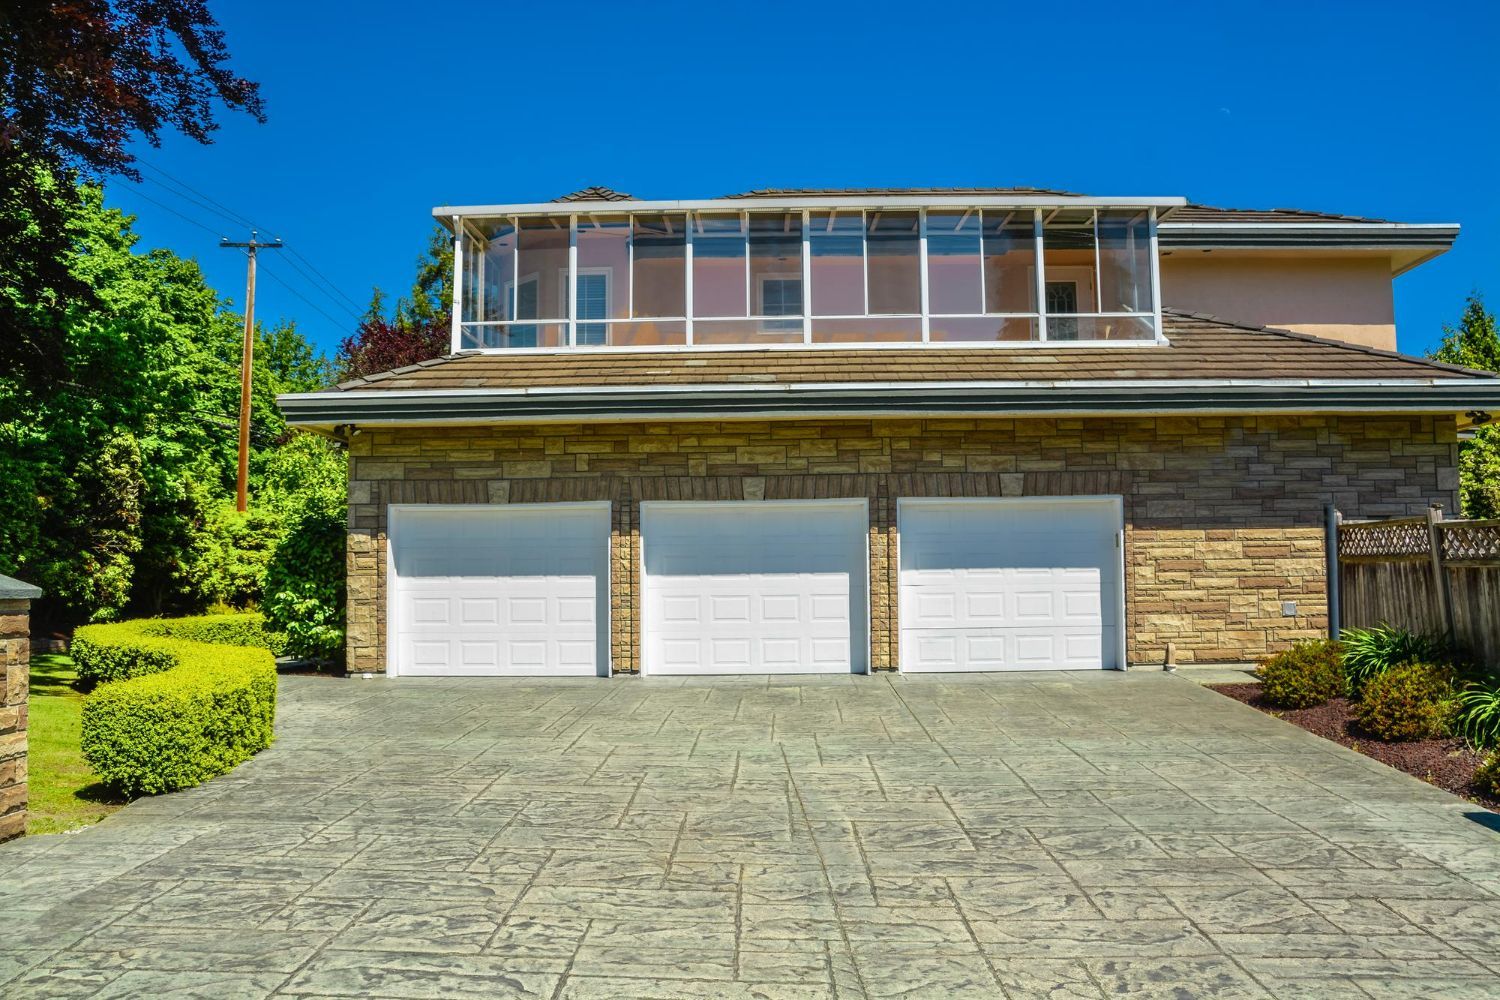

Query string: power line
[258,255,359,331]
[286,247,365,313]
[121,187,227,239]
[136,158,365,317]
[277,251,362,319]
[137,160,274,235]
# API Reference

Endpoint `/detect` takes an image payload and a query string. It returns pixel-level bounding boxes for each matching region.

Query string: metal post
[1427,504,1457,642]
[220,232,283,513]
[1325,503,1342,640]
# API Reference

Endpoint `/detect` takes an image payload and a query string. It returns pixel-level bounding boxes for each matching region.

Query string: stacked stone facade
[0,597,33,841]
[345,415,1459,675]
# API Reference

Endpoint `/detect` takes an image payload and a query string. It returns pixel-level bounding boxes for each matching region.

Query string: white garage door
[641,500,868,675]
[389,503,609,677]
[899,498,1122,671]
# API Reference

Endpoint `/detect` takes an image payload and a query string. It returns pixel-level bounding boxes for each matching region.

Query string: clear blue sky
[115,0,1498,358]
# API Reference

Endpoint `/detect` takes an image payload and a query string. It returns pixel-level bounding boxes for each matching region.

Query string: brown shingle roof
[1165,204,1392,225]
[328,311,1491,394]
[552,186,634,202]
[542,186,1397,225]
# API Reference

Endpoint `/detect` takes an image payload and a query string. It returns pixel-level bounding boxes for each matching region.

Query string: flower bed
[1211,682,1499,812]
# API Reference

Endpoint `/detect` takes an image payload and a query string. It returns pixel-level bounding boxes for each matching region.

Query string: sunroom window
[454,202,1160,350]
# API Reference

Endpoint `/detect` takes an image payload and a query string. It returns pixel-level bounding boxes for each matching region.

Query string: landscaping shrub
[1356,661,1458,742]
[1340,624,1449,697]
[1475,751,1500,797]
[1455,679,1500,749]
[79,633,277,796]
[1257,639,1345,709]
[74,612,285,686]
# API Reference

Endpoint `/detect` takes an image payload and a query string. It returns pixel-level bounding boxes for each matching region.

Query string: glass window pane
[692,212,746,317]
[866,211,920,314]
[516,216,568,320]
[1042,208,1097,313]
[810,317,922,343]
[693,318,802,345]
[632,213,686,317]
[1049,315,1154,341]
[576,214,630,320]
[475,218,516,322]
[982,211,1037,314]
[925,210,982,315]
[748,212,802,320]
[929,317,1038,342]
[460,229,480,324]
[1097,209,1154,314]
[460,323,566,349]
[602,320,687,347]
[809,210,864,316]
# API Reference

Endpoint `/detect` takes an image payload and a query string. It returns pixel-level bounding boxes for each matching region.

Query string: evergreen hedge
[74,614,279,795]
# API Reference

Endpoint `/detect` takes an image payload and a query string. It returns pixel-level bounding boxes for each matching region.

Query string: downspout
[1324,503,1341,640]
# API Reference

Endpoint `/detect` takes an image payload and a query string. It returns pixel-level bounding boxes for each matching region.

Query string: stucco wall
[1160,254,1397,350]
[345,415,1459,675]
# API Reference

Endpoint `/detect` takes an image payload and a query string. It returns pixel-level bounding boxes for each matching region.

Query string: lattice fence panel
[1440,520,1500,563]
[1339,517,1429,560]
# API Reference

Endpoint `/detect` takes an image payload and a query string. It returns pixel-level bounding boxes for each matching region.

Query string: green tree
[258,320,334,395]
[1431,294,1500,518]
[395,224,454,329]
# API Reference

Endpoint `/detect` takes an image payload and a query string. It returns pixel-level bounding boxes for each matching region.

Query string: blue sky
[115,0,1498,358]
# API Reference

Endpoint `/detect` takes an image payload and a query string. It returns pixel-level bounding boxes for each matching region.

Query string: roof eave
[433,194,1189,223]
[279,379,1500,431]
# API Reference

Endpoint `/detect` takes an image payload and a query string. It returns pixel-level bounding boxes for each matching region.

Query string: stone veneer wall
[345,415,1458,674]
[1,595,34,841]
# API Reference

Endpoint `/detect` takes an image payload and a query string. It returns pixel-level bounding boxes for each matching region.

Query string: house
[277,187,1500,678]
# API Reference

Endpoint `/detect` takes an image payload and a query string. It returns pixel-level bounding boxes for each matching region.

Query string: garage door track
[2,672,1499,998]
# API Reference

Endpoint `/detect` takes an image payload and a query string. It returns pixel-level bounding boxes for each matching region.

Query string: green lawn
[26,653,127,835]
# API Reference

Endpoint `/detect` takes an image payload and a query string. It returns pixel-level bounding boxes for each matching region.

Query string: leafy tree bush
[80,640,276,796]
[1258,640,1345,709]
[1356,662,1458,742]
[263,487,347,661]
[1340,624,1450,698]
[1430,295,1500,517]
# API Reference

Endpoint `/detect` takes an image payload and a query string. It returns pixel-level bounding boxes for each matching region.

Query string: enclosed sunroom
[441,191,1176,352]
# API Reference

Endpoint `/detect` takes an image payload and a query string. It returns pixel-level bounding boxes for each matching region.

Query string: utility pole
[220,232,283,512]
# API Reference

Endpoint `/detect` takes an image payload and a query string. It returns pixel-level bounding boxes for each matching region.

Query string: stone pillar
[0,574,42,843]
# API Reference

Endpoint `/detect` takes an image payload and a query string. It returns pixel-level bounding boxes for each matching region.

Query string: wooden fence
[1336,507,1500,668]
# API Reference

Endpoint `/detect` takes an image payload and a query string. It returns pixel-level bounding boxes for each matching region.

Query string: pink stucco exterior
[1160,253,1397,350]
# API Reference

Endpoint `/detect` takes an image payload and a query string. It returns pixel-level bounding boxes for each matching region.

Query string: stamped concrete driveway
[2,672,1499,1000]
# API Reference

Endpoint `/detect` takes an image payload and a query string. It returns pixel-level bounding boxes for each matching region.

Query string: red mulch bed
[1210,683,1499,813]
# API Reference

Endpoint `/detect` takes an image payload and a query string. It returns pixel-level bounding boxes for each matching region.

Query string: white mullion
[627,214,635,318]
[511,215,519,321]
[1034,209,1047,342]
[860,209,869,315]
[979,209,988,316]
[567,215,578,347]
[742,211,751,319]
[449,216,463,352]
[1148,207,1165,341]
[685,213,695,345]
[801,209,811,344]
[918,208,930,342]
[1092,208,1103,313]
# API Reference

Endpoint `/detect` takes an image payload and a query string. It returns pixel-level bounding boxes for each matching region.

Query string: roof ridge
[1160,308,1497,379]
[330,351,479,391]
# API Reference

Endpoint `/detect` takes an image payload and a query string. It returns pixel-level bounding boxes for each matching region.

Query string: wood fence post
[1426,504,1456,642]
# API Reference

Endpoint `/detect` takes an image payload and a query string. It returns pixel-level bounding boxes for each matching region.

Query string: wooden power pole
[220,232,283,512]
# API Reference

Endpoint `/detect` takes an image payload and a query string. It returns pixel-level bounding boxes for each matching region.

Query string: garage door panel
[392,505,608,677]
[899,499,1120,671]
[642,502,867,675]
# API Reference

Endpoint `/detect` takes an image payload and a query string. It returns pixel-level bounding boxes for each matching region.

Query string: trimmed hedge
[76,617,279,796]
[1356,661,1457,742]
[74,612,286,686]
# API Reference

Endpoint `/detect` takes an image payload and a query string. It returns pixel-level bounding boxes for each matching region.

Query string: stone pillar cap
[0,574,42,600]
